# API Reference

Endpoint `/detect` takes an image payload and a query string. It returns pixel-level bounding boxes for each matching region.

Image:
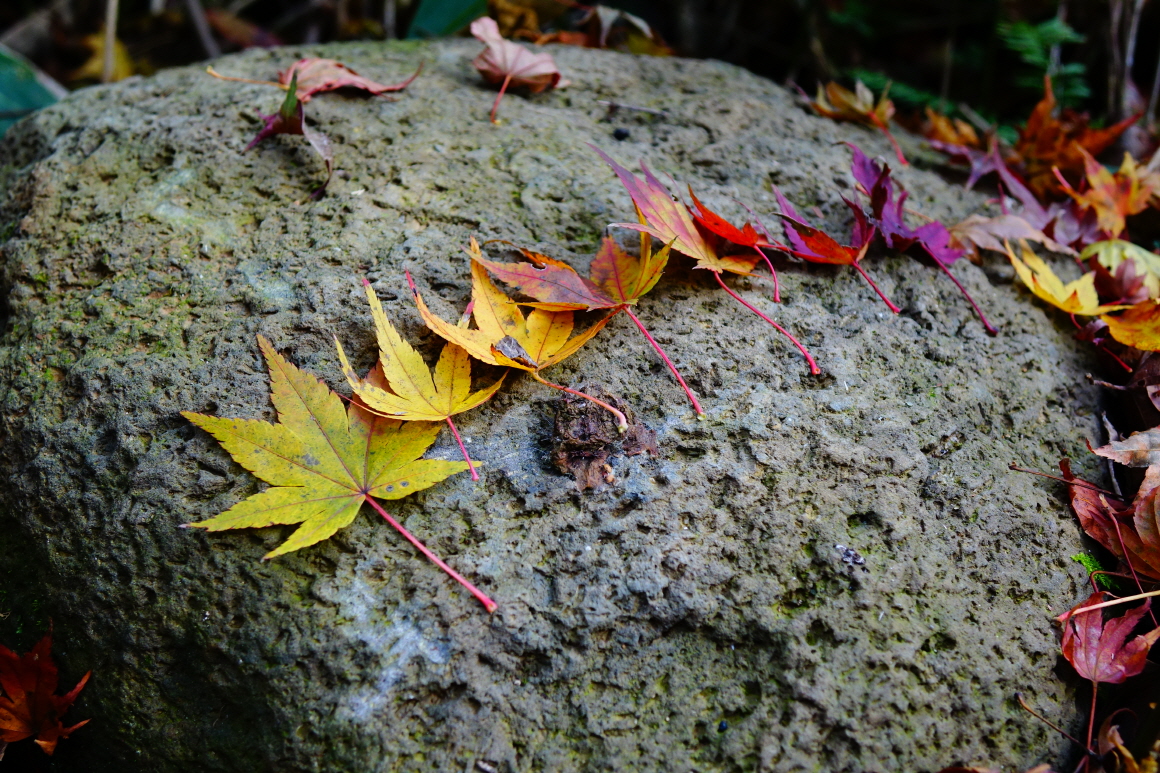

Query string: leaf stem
[364,496,497,613]
[445,416,478,480]
[1058,588,1160,620]
[490,73,513,124]
[530,371,628,432]
[623,306,704,415]
[869,114,908,166]
[932,259,998,335]
[755,245,781,303]
[1087,681,1097,756]
[713,272,820,374]
[206,66,287,89]
[850,262,901,313]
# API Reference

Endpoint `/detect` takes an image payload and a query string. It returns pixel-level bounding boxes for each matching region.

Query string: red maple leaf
[0,629,90,758]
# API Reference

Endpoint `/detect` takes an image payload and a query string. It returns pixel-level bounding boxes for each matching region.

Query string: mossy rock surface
[0,39,1101,773]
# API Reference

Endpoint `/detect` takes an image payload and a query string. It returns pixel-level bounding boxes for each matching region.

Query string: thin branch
[1057,588,1160,620]
[206,66,286,89]
[184,0,221,59]
[1015,692,1088,749]
[596,100,670,118]
[1007,463,1119,497]
[102,0,119,83]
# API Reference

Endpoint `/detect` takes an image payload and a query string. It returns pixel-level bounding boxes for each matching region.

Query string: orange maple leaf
[806,79,906,165]
[1010,75,1139,200]
[921,106,981,148]
[472,234,707,415]
[592,146,820,374]
[1057,148,1160,239]
[410,239,625,429]
[0,629,90,757]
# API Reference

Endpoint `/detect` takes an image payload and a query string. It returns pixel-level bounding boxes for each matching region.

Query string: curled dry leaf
[279,58,423,102]
[1060,459,1160,582]
[334,280,505,478]
[950,214,1075,261]
[806,80,906,165]
[0,629,90,756]
[245,71,333,199]
[471,16,562,123]
[921,107,981,148]
[182,335,494,612]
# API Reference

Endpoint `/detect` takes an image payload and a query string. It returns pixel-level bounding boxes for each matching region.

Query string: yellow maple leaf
[70,32,133,83]
[1007,241,1129,316]
[334,280,504,478]
[182,335,495,612]
[410,238,624,429]
[1103,300,1160,351]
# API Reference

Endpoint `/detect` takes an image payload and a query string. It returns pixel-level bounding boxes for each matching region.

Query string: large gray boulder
[0,38,1101,773]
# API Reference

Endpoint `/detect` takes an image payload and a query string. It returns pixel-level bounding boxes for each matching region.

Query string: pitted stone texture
[0,39,1099,773]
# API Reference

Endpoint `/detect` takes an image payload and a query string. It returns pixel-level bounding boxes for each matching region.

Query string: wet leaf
[182,335,494,611]
[0,629,89,756]
[279,58,422,102]
[1061,590,1160,684]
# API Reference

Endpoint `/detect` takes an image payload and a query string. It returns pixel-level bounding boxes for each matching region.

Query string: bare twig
[383,0,397,39]
[597,100,669,118]
[184,0,221,59]
[1016,693,1089,749]
[102,0,119,83]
